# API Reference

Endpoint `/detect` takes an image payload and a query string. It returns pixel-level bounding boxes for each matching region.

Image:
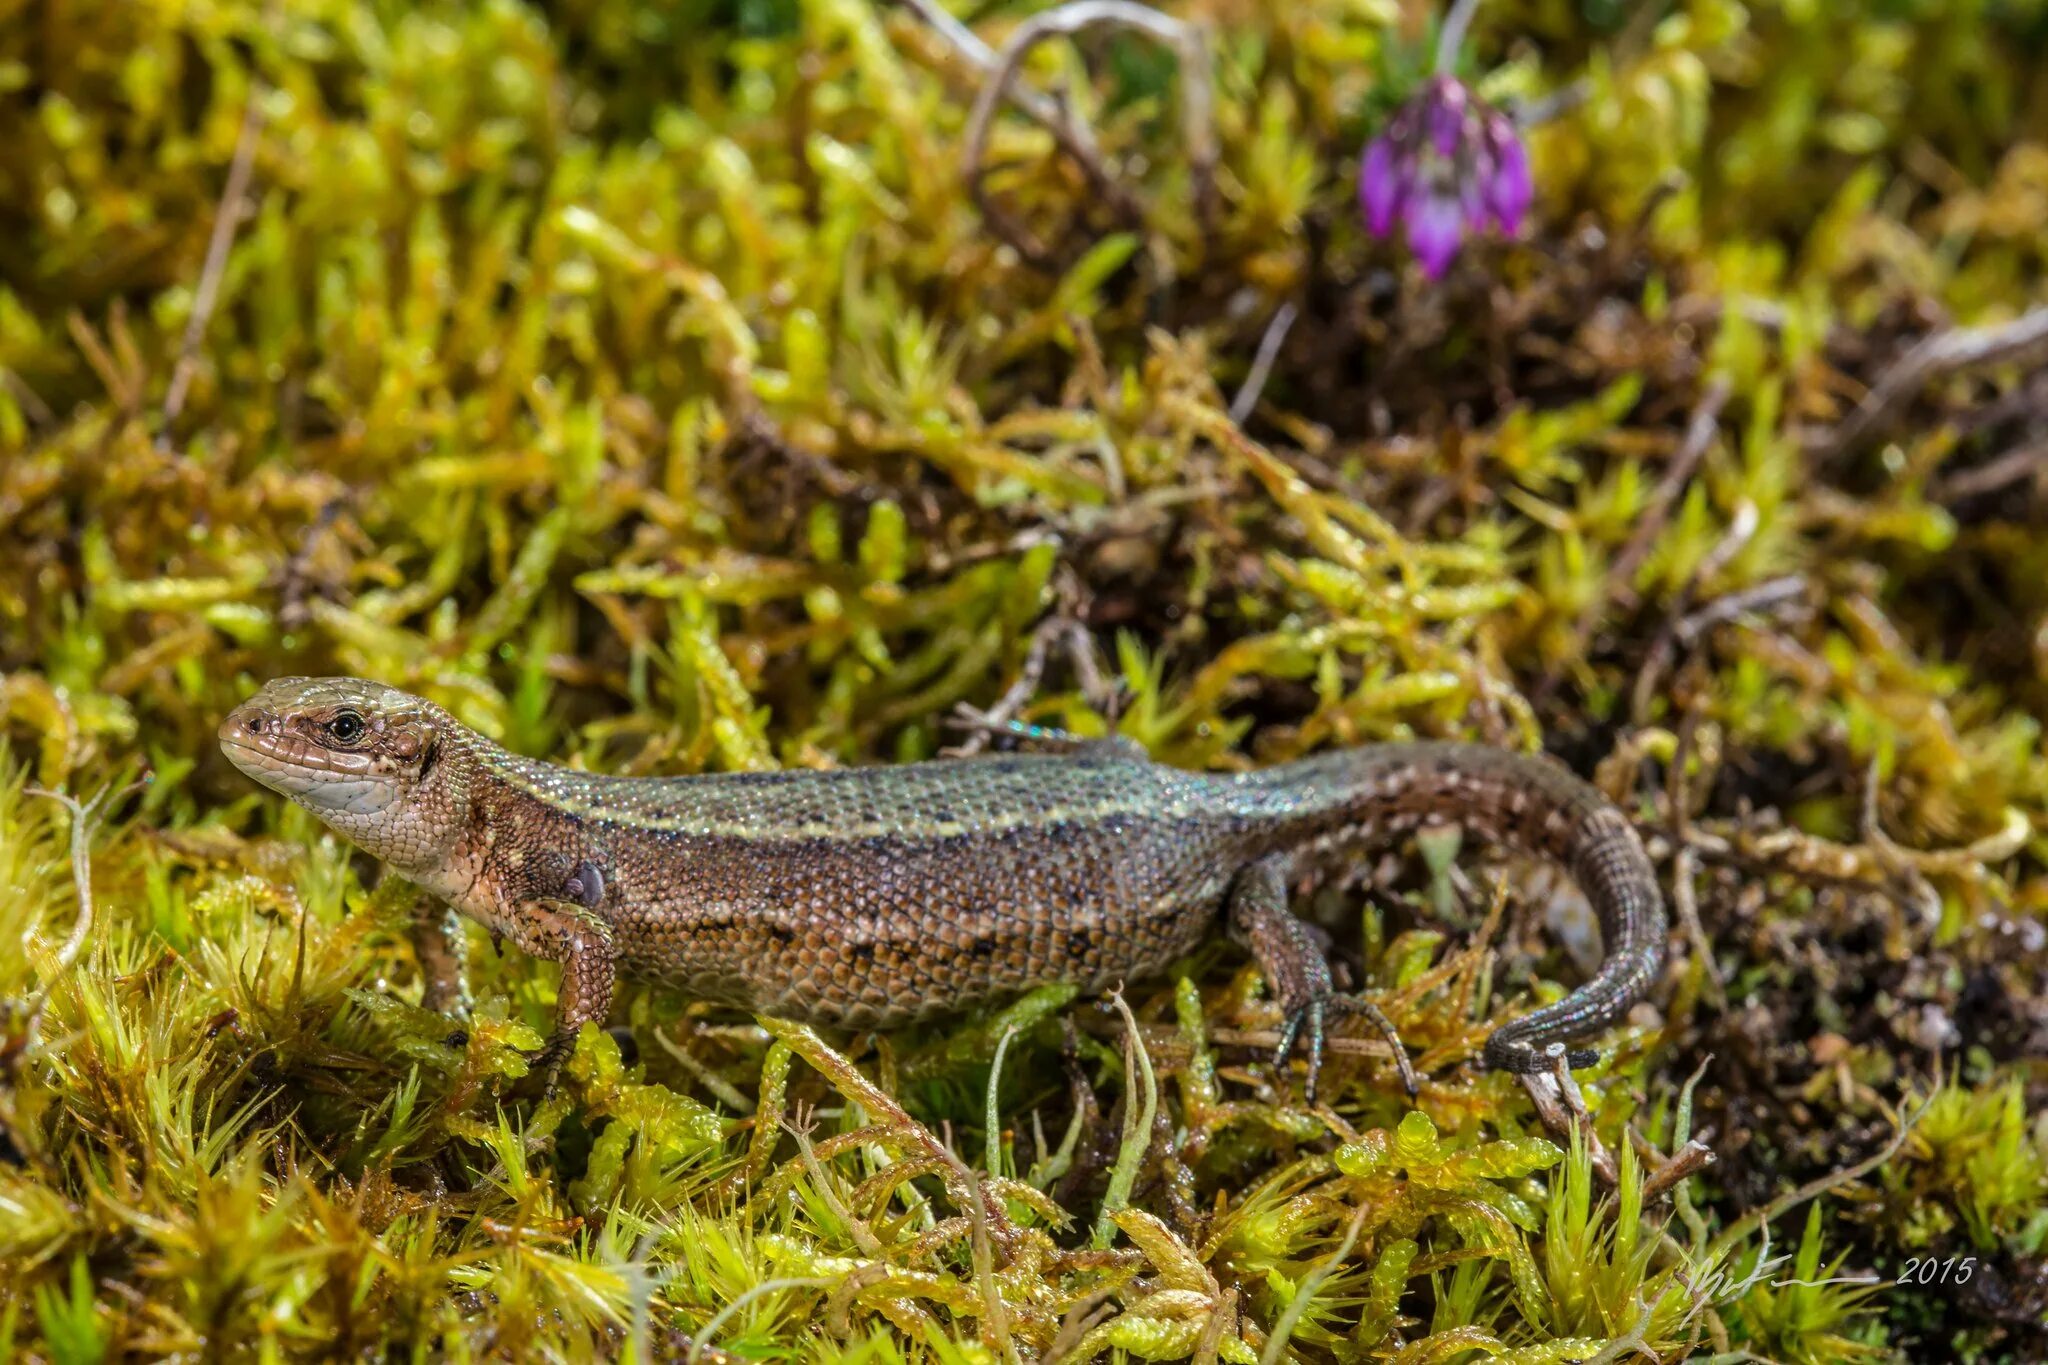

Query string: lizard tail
[1232,742,1667,1073]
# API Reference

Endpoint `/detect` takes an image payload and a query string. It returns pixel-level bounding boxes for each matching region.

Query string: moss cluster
[2,1,2046,1360]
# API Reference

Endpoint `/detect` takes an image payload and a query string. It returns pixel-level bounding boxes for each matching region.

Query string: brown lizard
[219,676,1666,1098]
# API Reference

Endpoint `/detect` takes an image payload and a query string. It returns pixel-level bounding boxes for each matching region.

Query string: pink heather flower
[1360,138,1399,236]
[1358,75,1532,279]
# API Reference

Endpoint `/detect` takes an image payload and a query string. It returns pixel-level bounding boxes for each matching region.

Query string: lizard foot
[1273,992,1420,1104]
[516,1034,574,1099]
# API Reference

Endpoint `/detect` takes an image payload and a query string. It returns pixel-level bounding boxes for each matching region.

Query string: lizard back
[466,742,1259,1024]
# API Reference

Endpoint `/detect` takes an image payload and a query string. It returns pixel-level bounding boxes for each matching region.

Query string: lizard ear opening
[416,734,440,782]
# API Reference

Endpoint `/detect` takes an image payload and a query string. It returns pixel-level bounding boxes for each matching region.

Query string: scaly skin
[218,677,1666,1096]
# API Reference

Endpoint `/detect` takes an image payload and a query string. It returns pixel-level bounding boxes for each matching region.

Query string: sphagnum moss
[3,0,2046,1361]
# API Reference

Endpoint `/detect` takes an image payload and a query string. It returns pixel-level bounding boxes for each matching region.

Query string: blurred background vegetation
[2,0,2046,1360]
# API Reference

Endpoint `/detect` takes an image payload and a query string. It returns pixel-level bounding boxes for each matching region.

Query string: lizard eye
[328,709,367,745]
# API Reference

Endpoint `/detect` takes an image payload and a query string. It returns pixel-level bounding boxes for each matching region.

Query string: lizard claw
[1273,996,1325,1105]
[517,1034,573,1098]
[1274,993,1421,1105]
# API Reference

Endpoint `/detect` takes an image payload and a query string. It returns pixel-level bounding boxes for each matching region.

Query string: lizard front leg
[1226,856,1418,1102]
[502,898,617,1091]
[410,899,473,1016]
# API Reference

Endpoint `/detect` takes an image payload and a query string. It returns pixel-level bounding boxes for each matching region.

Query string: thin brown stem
[1671,844,1725,1007]
[161,89,266,444]
[1521,1056,1619,1185]
[1709,1096,1928,1259]
[1542,376,1730,703]
[1229,302,1299,425]
[1614,378,1733,613]
[1931,436,2048,503]
[1824,302,2048,461]
[1641,1139,1717,1203]
[960,1,1214,267]
[1629,504,1792,724]
[1434,0,1484,74]
[898,0,1066,129]
[17,779,144,1066]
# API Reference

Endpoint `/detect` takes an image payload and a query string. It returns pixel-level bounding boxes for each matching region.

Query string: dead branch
[898,0,1068,132]
[1543,376,1731,704]
[1229,302,1299,425]
[1823,302,2048,461]
[14,778,146,1068]
[1640,1139,1716,1203]
[161,89,266,445]
[1932,436,2048,504]
[1521,1054,1620,1185]
[960,0,1215,266]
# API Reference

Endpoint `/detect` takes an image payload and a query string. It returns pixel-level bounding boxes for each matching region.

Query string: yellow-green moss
[3,1,2046,1360]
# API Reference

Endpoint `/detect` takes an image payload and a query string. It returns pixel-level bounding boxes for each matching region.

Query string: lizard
[218,675,1666,1099]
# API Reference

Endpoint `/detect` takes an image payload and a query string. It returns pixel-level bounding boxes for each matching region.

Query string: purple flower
[1357,76,1533,279]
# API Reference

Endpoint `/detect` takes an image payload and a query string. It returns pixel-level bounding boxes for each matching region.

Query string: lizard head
[219,677,471,870]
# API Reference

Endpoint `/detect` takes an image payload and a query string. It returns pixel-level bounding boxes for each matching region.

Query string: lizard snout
[218,703,292,784]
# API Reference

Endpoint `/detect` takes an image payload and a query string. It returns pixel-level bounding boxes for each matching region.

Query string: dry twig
[1228,302,1298,425]
[1709,1095,1929,1256]
[15,778,145,1067]
[1640,1139,1717,1203]
[899,0,1070,133]
[1520,1053,1619,1185]
[947,599,1120,755]
[960,0,1215,266]
[1823,302,2048,461]
[1610,379,1733,615]
[161,89,266,444]
[1626,503,1813,724]
[1542,377,1731,703]
[1932,436,2048,504]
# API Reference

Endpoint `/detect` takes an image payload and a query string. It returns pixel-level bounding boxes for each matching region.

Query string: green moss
[3,0,2047,1359]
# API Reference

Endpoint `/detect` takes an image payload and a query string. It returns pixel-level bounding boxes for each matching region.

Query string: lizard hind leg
[1226,857,1419,1103]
